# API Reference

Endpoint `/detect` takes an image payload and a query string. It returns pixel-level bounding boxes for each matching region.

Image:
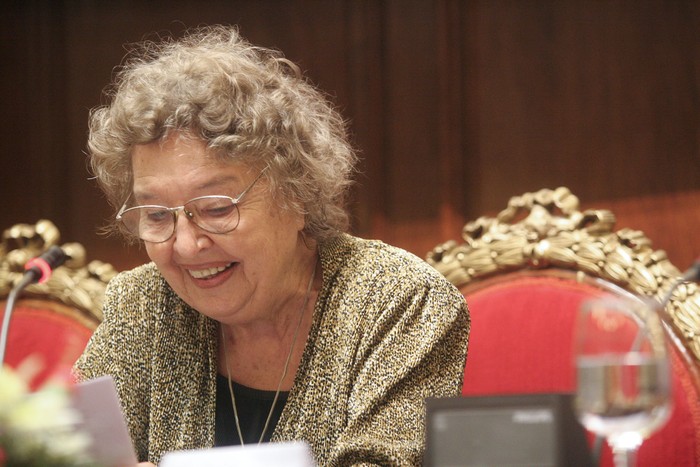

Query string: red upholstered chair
[427,187,700,467]
[0,220,116,390]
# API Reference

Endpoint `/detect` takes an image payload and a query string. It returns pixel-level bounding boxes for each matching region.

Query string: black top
[215,373,289,446]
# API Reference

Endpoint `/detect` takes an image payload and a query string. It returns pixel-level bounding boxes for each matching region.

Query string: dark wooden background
[2,0,699,272]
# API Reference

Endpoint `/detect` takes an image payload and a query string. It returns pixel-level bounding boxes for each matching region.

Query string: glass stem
[612,446,638,467]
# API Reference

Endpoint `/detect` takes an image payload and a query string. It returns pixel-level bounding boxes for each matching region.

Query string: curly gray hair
[88,25,357,241]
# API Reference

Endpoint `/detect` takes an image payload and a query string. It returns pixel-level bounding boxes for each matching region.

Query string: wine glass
[574,294,672,467]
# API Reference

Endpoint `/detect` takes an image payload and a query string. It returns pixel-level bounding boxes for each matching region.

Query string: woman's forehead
[132,154,251,201]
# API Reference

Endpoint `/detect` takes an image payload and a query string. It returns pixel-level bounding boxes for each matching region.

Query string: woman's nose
[171,212,209,255]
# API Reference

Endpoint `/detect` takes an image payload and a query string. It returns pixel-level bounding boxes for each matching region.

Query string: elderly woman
[75,25,469,466]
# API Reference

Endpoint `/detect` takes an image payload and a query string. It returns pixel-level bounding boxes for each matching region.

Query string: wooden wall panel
[1,2,70,231]
[345,1,386,235]
[591,189,700,271]
[1,0,699,273]
[461,0,700,212]
[383,1,440,221]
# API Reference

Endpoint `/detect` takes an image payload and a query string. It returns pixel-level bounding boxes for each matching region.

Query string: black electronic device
[424,393,592,467]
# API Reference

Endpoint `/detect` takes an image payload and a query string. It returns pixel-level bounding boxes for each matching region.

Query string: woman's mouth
[188,262,235,279]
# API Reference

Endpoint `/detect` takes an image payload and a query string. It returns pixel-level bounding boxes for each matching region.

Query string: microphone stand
[0,273,40,366]
[0,245,69,368]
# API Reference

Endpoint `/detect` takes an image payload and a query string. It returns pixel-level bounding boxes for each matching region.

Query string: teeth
[188,263,233,279]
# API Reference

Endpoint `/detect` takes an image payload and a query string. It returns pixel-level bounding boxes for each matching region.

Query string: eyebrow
[133,174,243,204]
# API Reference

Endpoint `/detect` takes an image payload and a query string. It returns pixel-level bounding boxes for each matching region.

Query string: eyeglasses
[117,167,268,243]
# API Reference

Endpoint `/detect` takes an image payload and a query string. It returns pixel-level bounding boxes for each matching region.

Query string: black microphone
[680,257,700,283]
[22,245,69,285]
[0,245,69,367]
[658,257,700,314]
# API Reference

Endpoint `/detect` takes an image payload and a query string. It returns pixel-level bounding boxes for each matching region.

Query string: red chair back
[427,187,700,467]
[0,220,114,389]
[1,299,97,389]
[461,273,700,466]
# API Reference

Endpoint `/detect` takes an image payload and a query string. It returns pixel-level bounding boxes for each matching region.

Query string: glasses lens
[120,206,174,243]
[186,196,240,234]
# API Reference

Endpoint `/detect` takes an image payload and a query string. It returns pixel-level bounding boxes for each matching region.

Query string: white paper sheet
[73,375,138,467]
[160,441,316,467]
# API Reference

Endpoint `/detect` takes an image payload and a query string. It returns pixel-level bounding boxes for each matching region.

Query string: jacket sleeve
[327,269,470,466]
[73,267,156,462]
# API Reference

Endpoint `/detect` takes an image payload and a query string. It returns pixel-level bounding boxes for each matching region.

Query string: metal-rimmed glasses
[116,166,268,243]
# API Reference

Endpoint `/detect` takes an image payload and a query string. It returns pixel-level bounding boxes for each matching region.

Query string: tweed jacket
[75,233,470,466]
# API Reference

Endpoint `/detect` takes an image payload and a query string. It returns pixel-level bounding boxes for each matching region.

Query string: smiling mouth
[188,262,235,279]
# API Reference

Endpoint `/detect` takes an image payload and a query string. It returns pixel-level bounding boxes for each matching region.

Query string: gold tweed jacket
[75,234,470,466]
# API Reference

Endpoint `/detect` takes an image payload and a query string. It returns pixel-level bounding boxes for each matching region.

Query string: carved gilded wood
[0,219,117,323]
[427,187,700,363]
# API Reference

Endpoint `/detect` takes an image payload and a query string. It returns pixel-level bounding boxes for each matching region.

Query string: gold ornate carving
[427,187,700,363]
[0,219,117,324]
